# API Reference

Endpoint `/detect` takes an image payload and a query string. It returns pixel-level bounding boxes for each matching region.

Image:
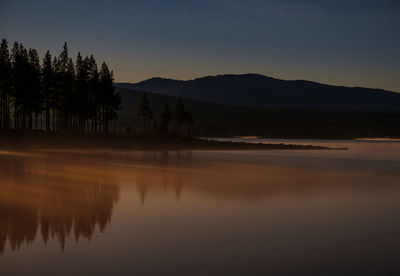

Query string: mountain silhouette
[117,74,400,111]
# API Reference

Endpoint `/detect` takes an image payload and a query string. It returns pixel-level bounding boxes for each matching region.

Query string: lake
[1,139,400,275]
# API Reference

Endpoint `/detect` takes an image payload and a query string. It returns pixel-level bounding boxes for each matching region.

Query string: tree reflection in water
[129,151,193,204]
[3,148,397,255]
[0,151,120,253]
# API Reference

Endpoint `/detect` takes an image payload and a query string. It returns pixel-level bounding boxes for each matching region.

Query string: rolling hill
[117,74,400,111]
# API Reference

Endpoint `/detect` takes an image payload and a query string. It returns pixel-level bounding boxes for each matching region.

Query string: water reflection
[110,150,194,204]
[0,151,119,253]
[0,150,197,253]
[1,145,400,275]
[112,149,400,202]
[2,147,400,255]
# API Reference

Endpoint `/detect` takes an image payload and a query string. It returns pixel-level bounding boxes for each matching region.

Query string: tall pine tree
[42,51,55,130]
[11,42,31,129]
[0,39,11,129]
[27,48,42,129]
[172,97,187,136]
[137,92,153,134]
[160,103,172,133]
[99,62,120,134]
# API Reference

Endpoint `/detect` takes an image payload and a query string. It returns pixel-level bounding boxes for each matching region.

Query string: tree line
[136,93,194,136]
[0,39,121,133]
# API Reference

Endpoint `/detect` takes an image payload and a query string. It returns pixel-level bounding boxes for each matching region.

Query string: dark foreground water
[1,140,400,276]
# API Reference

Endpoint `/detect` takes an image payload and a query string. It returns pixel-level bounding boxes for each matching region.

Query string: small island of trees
[136,92,194,136]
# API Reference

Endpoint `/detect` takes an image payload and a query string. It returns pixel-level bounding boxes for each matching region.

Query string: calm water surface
[1,140,400,275]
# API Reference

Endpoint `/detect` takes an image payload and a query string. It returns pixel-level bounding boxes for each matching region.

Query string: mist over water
[1,141,400,275]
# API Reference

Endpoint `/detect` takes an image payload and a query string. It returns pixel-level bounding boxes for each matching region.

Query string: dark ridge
[117,74,400,111]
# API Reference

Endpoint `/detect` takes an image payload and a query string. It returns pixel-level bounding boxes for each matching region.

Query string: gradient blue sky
[1,0,399,91]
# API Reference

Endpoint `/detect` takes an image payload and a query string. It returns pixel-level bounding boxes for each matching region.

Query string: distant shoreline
[212,136,400,142]
[0,131,346,151]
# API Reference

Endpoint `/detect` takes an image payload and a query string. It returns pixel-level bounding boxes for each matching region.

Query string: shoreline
[223,136,400,141]
[0,131,347,151]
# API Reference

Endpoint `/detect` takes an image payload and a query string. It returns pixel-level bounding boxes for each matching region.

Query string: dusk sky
[1,0,399,91]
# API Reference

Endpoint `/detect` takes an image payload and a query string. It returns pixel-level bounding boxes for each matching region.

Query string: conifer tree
[0,39,11,129]
[172,97,187,135]
[137,92,153,134]
[51,55,60,130]
[160,103,172,133]
[99,62,120,134]
[55,43,75,129]
[88,56,99,132]
[11,42,31,129]
[185,111,194,137]
[28,48,42,129]
[75,53,90,130]
[42,51,55,130]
